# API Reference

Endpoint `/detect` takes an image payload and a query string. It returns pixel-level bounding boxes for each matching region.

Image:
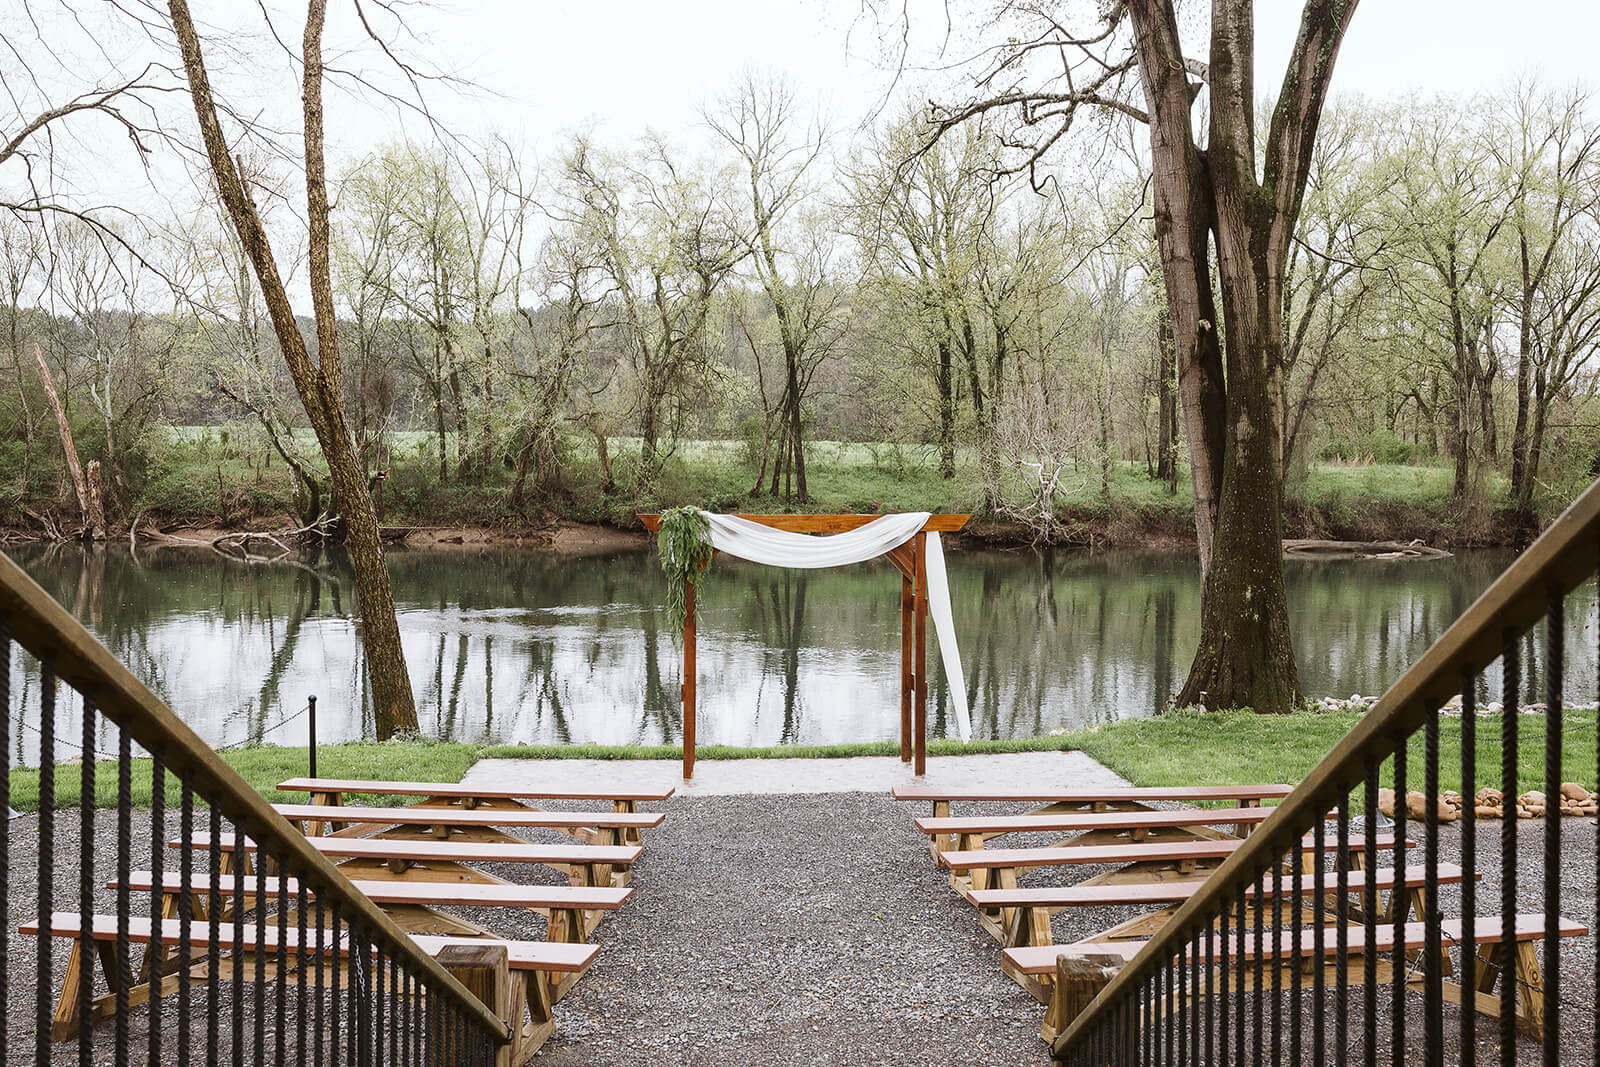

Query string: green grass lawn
[12,708,1590,812]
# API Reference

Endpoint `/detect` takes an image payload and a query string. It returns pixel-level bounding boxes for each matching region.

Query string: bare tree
[919,0,1361,712]
[557,134,745,474]
[166,0,418,738]
[707,73,844,502]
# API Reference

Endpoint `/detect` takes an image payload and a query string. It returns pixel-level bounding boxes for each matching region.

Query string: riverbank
[13,707,1594,811]
[1,437,1544,549]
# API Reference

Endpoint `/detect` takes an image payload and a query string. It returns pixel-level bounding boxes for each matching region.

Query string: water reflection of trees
[7,544,1588,758]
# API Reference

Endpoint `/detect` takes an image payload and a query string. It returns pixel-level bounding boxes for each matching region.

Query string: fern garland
[657,506,714,636]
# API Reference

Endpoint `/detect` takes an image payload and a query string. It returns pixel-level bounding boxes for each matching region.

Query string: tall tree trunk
[1155,308,1178,492]
[170,0,418,738]
[936,336,955,478]
[34,343,105,540]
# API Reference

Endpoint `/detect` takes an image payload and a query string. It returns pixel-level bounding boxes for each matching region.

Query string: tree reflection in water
[3,543,1581,761]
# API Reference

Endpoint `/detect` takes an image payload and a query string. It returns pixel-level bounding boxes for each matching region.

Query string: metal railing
[0,550,508,1065]
[1054,477,1600,1065]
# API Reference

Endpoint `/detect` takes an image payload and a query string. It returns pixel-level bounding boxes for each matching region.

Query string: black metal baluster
[1206,912,1215,1067]
[348,924,360,1067]
[1460,676,1477,1067]
[1392,745,1407,1066]
[1190,925,1201,1067]
[1235,884,1246,1061]
[297,882,307,1067]
[1219,897,1230,1066]
[34,661,55,1067]
[179,782,193,1067]
[330,904,341,1067]
[115,726,131,1066]
[207,804,220,1067]
[314,897,325,1067]
[1337,797,1349,1066]
[1424,704,1443,1067]
[1542,589,1562,1063]
[77,697,95,1067]
[1291,850,1303,1067]
[255,850,267,1065]
[1314,820,1326,1067]
[232,818,244,1067]
[389,957,399,1067]
[1252,870,1264,1067]
[148,748,165,1067]
[1363,759,1378,1067]
[1501,629,1520,1067]
[1271,854,1282,1067]
[276,866,288,1066]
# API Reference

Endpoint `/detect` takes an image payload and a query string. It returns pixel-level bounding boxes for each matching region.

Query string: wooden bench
[124,871,625,999]
[914,805,1307,858]
[938,832,1400,895]
[966,862,1467,999]
[895,784,1294,856]
[272,802,664,838]
[270,803,662,884]
[277,777,674,848]
[23,911,596,1061]
[180,831,641,889]
[125,871,628,939]
[1004,914,1588,1042]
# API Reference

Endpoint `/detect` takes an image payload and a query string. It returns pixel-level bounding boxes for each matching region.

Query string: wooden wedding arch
[638,513,971,779]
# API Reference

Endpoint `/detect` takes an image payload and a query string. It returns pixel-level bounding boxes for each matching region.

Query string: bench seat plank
[1002,914,1588,974]
[122,872,631,910]
[917,806,1296,835]
[22,912,599,973]
[968,862,1464,908]
[278,777,674,802]
[178,832,641,867]
[893,785,1293,803]
[941,832,1398,871]
[271,803,664,830]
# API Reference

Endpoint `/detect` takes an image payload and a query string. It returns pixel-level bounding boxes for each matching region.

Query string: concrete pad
[461,749,1129,796]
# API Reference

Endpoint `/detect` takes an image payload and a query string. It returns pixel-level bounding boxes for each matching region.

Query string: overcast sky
[9,0,1598,292]
[373,0,1600,158]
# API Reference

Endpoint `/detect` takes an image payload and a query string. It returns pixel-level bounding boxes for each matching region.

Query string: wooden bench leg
[1512,941,1545,1040]
[51,941,87,1042]
[929,801,952,860]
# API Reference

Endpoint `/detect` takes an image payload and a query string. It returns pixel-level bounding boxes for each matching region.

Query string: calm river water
[3,543,1589,762]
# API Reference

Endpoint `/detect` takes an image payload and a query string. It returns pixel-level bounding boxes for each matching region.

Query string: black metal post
[308,695,318,777]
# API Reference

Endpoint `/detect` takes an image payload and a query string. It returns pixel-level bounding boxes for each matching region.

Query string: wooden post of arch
[639,513,969,780]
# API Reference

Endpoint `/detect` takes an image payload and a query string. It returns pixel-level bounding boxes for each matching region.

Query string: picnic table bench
[123,870,626,999]
[270,802,663,852]
[24,911,596,1060]
[178,832,641,895]
[965,861,1464,999]
[894,784,1294,856]
[1004,913,1588,1042]
[124,871,629,940]
[939,832,1400,893]
[277,777,674,847]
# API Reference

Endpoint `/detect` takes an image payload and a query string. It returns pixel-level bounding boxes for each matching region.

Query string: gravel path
[2,796,1597,1065]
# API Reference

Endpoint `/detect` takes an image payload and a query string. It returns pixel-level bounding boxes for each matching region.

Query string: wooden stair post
[436,943,514,1067]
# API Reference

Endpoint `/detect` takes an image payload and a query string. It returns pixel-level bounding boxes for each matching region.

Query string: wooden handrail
[1054,474,1600,1055]
[0,550,509,1045]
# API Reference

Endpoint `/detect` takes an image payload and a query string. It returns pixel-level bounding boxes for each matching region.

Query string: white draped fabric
[699,511,972,741]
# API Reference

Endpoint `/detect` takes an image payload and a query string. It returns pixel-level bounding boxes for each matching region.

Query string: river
[3,542,1587,763]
